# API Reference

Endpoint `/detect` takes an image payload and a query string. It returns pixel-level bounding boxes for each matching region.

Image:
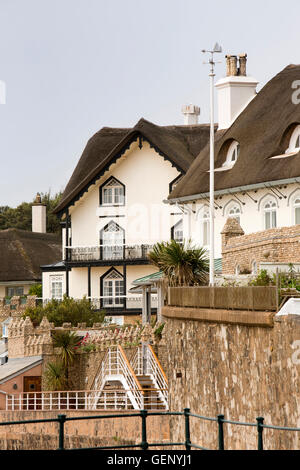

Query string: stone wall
[0,410,170,450]
[0,296,36,323]
[222,218,300,275]
[7,317,147,359]
[162,306,300,450]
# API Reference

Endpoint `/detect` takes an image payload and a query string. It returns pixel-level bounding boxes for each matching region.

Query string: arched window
[100,177,125,206]
[252,260,258,275]
[101,269,124,308]
[199,208,210,247]
[223,141,240,167]
[226,203,241,224]
[171,220,183,243]
[263,200,277,229]
[100,221,125,260]
[294,197,300,225]
[286,125,300,153]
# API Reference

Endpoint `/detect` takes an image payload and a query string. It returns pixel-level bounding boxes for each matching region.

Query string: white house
[168,55,300,273]
[42,116,212,323]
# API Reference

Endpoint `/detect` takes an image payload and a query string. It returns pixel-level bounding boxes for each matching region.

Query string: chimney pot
[32,193,47,233]
[181,104,200,125]
[238,53,247,76]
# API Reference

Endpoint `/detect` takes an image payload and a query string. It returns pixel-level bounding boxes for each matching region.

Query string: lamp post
[202,43,222,286]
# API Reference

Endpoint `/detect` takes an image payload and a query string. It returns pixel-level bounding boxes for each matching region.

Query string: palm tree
[44,361,67,391]
[148,239,209,287]
[52,331,80,387]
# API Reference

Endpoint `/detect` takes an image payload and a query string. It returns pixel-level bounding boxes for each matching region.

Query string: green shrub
[23,295,106,327]
[249,270,275,287]
[154,323,165,340]
[28,284,42,297]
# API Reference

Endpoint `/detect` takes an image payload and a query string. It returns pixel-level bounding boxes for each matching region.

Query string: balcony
[64,244,154,264]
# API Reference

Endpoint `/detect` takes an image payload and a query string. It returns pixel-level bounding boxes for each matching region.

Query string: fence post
[58,414,66,450]
[140,410,148,450]
[184,408,191,451]
[217,415,225,450]
[256,417,264,451]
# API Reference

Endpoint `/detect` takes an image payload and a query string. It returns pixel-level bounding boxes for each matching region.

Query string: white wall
[183,182,300,259]
[69,140,181,248]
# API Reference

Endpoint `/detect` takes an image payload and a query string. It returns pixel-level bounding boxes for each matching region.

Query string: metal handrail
[1,408,300,450]
[91,346,144,410]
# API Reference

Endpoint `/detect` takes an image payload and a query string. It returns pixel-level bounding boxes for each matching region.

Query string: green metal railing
[0,409,300,450]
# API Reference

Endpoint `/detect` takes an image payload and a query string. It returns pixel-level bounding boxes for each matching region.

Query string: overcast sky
[0,0,300,207]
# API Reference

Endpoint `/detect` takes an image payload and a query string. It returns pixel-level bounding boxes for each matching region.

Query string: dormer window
[223,141,240,168]
[100,177,125,206]
[286,125,300,153]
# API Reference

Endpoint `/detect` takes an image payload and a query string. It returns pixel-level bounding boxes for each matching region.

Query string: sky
[0,0,300,207]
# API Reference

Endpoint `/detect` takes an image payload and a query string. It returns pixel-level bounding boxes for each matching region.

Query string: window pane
[203,220,209,246]
[296,207,300,225]
[265,211,271,230]
[272,211,277,228]
[103,188,112,204]
[114,187,124,204]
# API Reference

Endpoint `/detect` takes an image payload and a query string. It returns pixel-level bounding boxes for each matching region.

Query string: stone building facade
[221,217,300,275]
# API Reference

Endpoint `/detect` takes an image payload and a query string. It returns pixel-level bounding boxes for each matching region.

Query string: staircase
[90,344,168,410]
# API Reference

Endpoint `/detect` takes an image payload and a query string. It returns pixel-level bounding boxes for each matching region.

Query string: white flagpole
[202,44,222,286]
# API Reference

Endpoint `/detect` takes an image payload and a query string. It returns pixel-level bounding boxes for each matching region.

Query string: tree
[44,360,67,391]
[23,295,106,327]
[148,239,209,287]
[28,284,43,297]
[0,190,63,234]
[52,330,80,369]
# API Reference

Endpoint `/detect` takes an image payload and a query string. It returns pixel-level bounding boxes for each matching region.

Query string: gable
[54,119,212,216]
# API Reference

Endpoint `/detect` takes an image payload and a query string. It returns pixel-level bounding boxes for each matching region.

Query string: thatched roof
[169,65,300,201]
[54,118,213,214]
[0,229,61,282]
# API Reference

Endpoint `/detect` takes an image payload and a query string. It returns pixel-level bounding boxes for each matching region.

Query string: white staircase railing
[91,345,144,410]
[132,344,169,409]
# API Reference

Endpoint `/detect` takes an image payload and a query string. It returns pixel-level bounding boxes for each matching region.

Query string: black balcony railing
[65,244,153,263]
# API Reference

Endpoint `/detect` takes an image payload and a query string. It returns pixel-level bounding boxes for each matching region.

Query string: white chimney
[32,193,47,233]
[182,104,200,125]
[215,54,258,130]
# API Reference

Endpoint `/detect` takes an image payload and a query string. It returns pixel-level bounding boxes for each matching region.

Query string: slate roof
[54,118,214,214]
[169,65,300,200]
[0,229,62,282]
[0,356,42,384]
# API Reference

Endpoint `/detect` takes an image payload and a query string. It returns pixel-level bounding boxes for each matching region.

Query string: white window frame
[223,141,240,168]
[172,220,183,244]
[101,178,125,206]
[263,199,277,230]
[286,125,300,153]
[199,208,210,248]
[50,275,63,300]
[252,260,258,275]
[293,197,300,225]
[101,221,125,260]
[226,203,241,225]
[102,270,124,308]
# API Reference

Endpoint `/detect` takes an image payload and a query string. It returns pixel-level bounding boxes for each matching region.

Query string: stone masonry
[222,217,300,274]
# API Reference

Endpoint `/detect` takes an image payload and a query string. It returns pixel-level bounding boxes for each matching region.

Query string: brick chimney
[181,104,200,125]
[32,193,47,233]
[216,53,258,130]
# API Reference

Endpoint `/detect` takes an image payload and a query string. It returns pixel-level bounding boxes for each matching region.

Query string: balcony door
[100,221,125,260]
[101,268,124,308]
